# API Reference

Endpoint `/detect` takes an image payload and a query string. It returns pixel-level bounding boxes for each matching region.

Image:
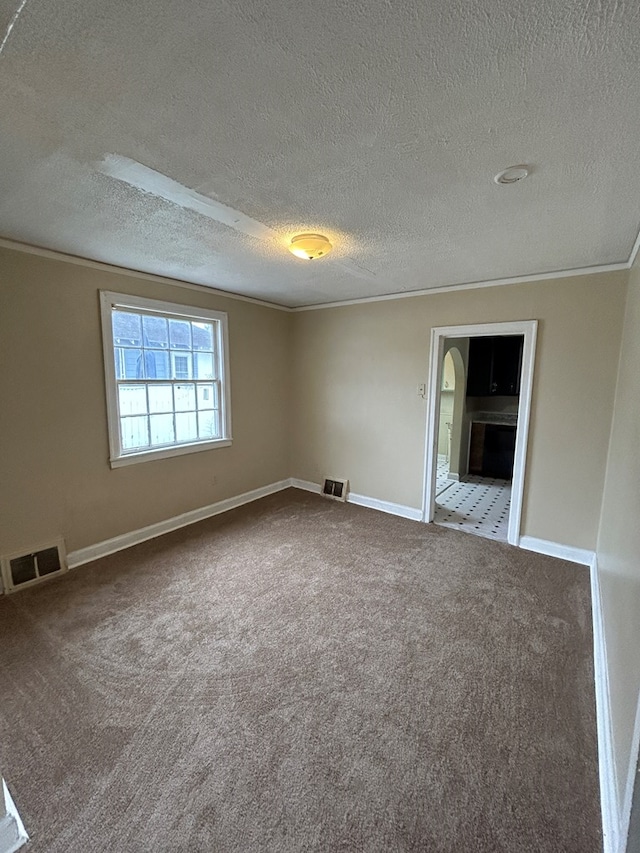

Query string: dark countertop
[470,412,518,426]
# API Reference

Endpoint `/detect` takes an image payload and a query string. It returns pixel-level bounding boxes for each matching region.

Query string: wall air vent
[1,539,68,594]
[322,477,349,502]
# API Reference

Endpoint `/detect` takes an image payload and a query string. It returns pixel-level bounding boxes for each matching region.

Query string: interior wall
[0,246,292,555]
[437,393,453,456]
[442,339,468,477]
[291,271,627,549]
[596,260,640,819]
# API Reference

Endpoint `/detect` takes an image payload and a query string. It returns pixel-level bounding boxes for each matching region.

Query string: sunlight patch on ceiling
[97,155,376,281]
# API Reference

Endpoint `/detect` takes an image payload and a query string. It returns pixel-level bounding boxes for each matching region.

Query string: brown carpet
[0,489,601,852]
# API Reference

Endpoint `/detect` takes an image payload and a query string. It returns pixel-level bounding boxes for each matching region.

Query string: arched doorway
[423,321,537,546]
[436,346,466,491]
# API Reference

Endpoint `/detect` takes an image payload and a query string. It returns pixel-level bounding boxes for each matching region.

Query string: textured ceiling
[1,0,639,307]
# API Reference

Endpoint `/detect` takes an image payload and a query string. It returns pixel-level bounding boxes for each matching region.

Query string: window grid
[101,294,231,465]
[116,379,221,452]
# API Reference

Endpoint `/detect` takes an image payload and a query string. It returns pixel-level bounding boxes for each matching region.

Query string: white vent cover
[1,539,68,594]
[322,477,349,502]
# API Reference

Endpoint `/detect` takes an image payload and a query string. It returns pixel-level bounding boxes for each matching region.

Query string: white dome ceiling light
[494,165,530,185]
[288,233,333,260]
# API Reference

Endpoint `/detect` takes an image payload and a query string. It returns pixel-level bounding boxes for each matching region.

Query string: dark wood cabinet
[482,424,516,479]
[466,336,523,396]
[469,422,516,479]
[466,337,494,396]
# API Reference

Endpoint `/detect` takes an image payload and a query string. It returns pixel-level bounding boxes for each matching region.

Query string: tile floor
[436,456,454,495]
[434,465,511,542]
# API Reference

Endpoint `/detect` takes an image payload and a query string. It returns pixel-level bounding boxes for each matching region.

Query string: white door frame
[422,320,538,546]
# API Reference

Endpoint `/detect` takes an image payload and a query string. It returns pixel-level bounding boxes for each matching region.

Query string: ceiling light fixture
[494,165,530,185]
[288,233,333,260]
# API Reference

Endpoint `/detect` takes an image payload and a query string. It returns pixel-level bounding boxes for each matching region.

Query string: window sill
[109,438,232,468]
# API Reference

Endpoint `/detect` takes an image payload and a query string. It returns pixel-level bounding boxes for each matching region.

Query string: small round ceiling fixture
[494,165,530,185]
[289,233,333,260]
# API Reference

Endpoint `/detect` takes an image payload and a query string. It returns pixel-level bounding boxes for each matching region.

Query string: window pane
[144,350,170,379]
[169,319,191,350]
[149,414,175,446]
[105,298,228,462]
[142,315,168,348]
[118,384,148,416]
[148,384,173,413]
[198,410,219,439]
[172,353,192,380]
[194,352,214,379]
[113,311,142,346]
[174,384,196,411]
[192,321,214,351]
[115,348,143,379]
[121,416,149,449]
[197,384,216,410]
[176,412,197,442]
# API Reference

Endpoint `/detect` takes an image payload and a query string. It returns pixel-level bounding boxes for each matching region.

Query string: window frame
[100,291,232,468]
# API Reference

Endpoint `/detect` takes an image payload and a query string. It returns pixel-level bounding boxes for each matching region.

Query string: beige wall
[291,271,627,549]
[0,247,292,554]
[1,241,636,809]
[596,261,640,812]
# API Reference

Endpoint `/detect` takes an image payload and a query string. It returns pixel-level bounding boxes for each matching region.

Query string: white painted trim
[347,491,423,521]
[67,477,423,568]
[422,320,537,547]
[67,480,291,568]
[291,263,629,311]
[628,225,640,269]
[99,291,232,467]
[590,555,621,853]
[621,689,640,852]
[289,478,322,494]
[109,439,233,467]
[289,479,422,520]
[518,536,594,566]
[1,237,631,314]
[422,328,446,524]
[0,237,291,312]
[0,780,28,853]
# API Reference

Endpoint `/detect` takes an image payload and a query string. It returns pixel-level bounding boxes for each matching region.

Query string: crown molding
[0,237,293,312]
[2,230,638,313]
[628,224,640,270]
[290,261,630,311]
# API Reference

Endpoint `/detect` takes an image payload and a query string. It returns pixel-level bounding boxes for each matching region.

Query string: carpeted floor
[0,489,601,852]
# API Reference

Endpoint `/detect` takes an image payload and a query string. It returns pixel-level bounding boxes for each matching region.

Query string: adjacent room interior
[1,1,639,852]
[433,332,524,542]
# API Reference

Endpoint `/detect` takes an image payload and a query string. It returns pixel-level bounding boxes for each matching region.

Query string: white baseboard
[33,478,636,853]
[621,689,640,852]
[518,535,594,566]
[347,491,423,521]
[67,477,421,570]
[590,555,622,853]
[289,478,322,494]
[0,780,28,853]
[67,480,291,568]
[520,543,623,851]
[289,480,422,521]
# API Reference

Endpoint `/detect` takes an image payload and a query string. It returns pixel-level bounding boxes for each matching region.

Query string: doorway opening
[422,321,537,546]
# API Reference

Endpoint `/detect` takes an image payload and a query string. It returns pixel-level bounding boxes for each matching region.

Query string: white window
[100,291,231,467]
